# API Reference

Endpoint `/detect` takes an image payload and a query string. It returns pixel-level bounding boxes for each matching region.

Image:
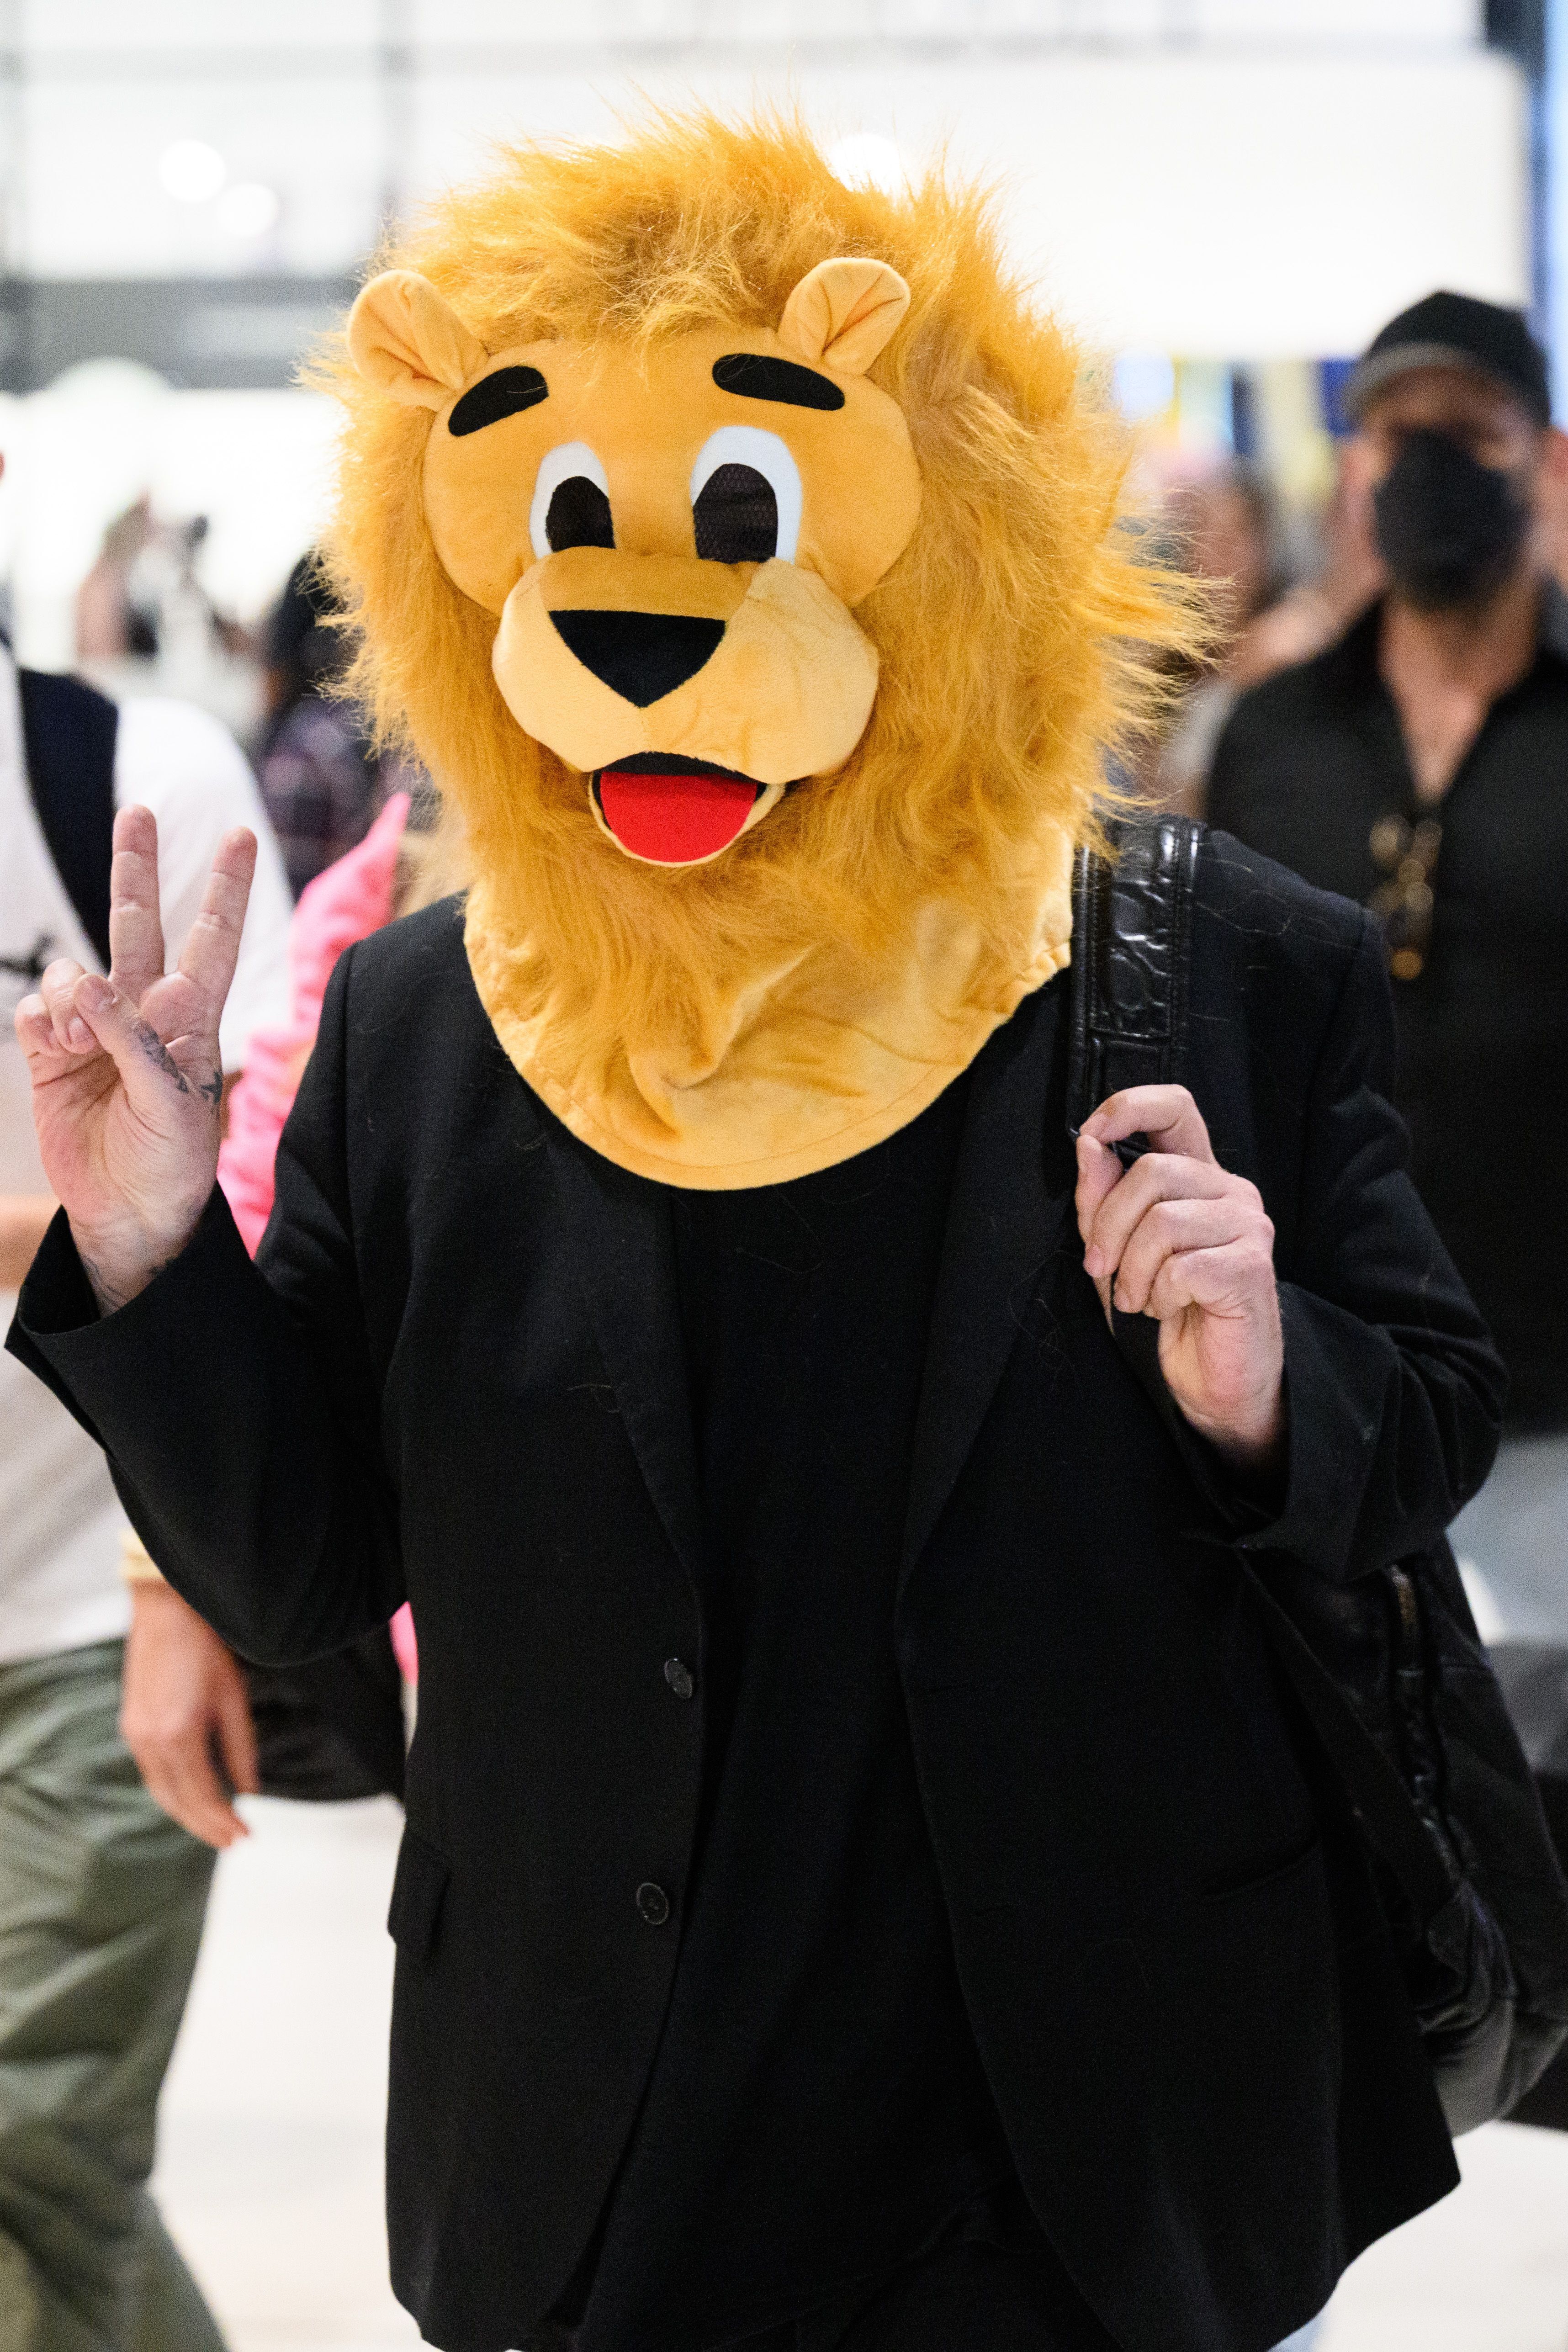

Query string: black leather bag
[1487,1642,1568,2128]
[1068,813,1568,2133]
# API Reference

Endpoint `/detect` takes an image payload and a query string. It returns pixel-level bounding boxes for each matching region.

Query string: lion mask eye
[530,442,614,561]
[694,466,777,565]
[689,427,801,565]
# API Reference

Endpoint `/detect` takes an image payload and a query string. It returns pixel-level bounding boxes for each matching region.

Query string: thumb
[71,974,217,1124]
[1074,1134,1121,1330]
[1074,1130,1123,1238]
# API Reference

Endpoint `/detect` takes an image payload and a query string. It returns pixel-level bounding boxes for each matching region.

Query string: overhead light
[827,135,908,197]
[159,140,227,205]
[217,182,281,239]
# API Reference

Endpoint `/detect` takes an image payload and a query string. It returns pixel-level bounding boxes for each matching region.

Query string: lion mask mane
[325,112,1190,1186]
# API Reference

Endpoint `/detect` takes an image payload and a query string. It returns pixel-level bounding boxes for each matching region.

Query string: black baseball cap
[1346,291,1552,428]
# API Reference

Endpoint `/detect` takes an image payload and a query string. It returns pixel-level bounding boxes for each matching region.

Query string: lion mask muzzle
[492,546,880,863]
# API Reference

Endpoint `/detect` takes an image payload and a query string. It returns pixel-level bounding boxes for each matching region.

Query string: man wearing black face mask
[1209,292,1568,1636]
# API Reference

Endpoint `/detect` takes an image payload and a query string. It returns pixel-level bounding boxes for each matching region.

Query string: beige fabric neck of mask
[464,826,1074,1189]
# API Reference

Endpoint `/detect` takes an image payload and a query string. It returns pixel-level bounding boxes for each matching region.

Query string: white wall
[10,45,1527,357]
[403,49,1528,357]
[14,0,1486,48]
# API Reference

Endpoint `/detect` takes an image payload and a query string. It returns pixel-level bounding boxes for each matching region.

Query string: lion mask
[327,118,1186,1186]
[352,256,920,873]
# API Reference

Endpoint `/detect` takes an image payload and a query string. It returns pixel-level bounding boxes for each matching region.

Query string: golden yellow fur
[318,109,1198,1144]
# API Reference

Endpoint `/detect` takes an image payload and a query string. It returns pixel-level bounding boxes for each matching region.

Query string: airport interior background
[5,3,1568,2348]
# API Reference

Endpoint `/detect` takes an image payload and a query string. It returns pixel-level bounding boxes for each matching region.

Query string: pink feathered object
[220,792,410,1250]
[218,791,418,1680]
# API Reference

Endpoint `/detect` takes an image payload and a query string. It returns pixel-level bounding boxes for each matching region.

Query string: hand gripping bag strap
[1068,812,1568,2130]
[18,667,118,972]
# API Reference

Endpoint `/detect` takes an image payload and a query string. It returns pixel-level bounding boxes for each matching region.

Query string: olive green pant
[0,1641,226,2352]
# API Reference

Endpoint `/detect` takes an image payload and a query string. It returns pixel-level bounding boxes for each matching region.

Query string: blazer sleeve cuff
[1112,1283,1381,1575]
[6,1187,255,1447]
[1229,1283,1381,1572]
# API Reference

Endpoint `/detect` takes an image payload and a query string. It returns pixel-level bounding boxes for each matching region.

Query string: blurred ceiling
[0,0,1522,381]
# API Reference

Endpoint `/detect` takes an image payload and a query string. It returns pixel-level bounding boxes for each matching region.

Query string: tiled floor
[152,1799,1568,2352]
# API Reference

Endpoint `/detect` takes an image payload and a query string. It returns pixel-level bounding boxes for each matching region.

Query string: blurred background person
[1208,293,1568,1641]
[75,496,161,660]
[256,553,426,900]
[0,430,293,2349]
[1245,438,1390,680]
[77,498,249,672]
[1144,461,1285,812]
[1150,448,1386,813]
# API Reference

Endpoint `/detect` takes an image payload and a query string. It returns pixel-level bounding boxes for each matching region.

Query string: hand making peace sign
[15,804,257,1314]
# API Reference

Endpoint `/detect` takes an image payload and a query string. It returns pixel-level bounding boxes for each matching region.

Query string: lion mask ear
[348,270,488,409]
[777,258,911,376]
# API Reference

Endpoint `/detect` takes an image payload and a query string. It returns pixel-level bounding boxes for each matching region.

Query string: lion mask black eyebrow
[449,366,550,436]
[712,354,845,412]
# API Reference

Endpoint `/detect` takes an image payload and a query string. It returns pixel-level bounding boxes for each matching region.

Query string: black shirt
[1209,598,1568,1430]
[565,1071,1015,2351]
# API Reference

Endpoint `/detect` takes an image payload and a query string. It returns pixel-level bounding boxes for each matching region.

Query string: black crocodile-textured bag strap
[1066,812,1204,1137]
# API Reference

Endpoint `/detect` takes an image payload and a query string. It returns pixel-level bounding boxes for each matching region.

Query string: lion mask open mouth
[589,754,785,866]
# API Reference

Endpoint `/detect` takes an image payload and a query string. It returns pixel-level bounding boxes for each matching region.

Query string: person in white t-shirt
[0,529,291,2346]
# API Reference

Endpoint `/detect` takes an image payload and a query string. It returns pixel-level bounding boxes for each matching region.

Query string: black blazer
[11,832,1504,2352]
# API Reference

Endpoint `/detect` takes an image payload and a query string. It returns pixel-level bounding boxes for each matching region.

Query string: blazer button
[663,1657,695,1700]
[636,1881,672,1927]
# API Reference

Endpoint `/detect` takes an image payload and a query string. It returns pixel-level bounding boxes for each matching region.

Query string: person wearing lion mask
[9,116,1504,2352]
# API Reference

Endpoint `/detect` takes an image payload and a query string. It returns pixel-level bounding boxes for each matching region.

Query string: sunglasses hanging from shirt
[1368,811,1442,981]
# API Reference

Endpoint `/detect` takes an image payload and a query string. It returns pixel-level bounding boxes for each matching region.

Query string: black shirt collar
[1321,581,1568,705]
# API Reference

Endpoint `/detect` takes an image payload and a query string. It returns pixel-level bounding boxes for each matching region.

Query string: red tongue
[598,768,758,863]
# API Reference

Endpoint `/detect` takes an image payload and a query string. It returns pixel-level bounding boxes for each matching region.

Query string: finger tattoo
[128,1015,222,1117]
[129,1012,191,1097]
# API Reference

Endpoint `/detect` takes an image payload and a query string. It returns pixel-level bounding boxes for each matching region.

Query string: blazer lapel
[902,981,1072,1582]
[544,1120,704,1588]
[541,977,1071,1598]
